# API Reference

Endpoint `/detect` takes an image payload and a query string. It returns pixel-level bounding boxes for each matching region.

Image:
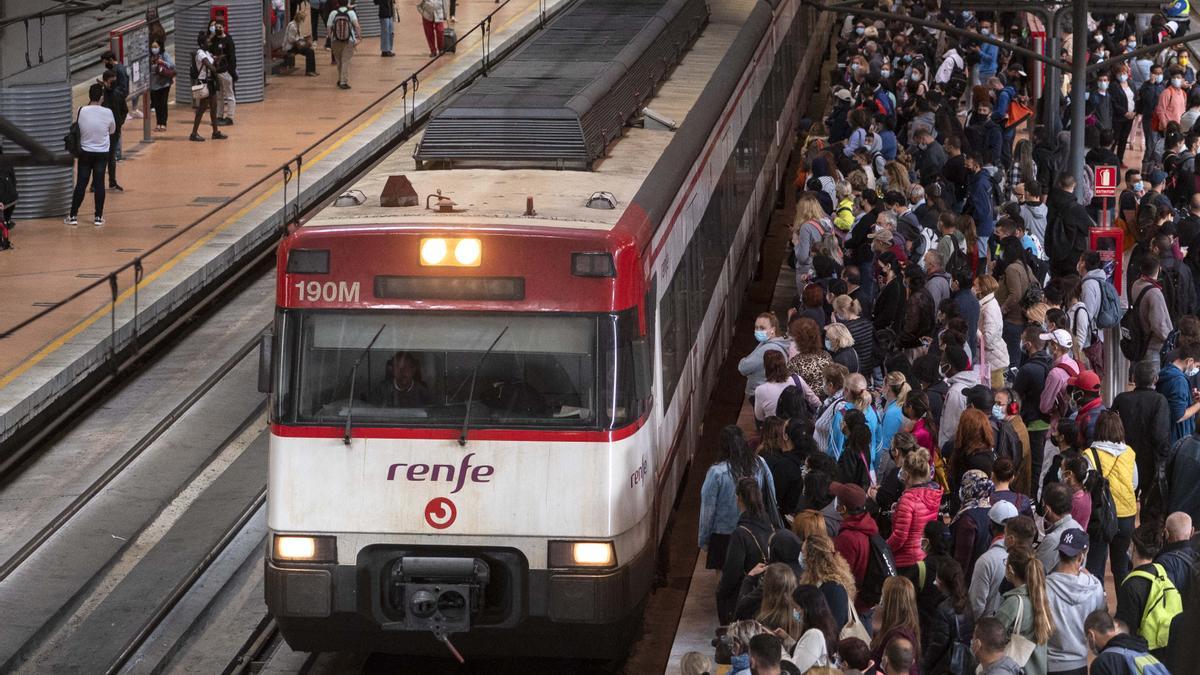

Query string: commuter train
[263,0,820,658]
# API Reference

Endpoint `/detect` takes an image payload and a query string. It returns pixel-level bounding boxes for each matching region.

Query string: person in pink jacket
[1154,69,1189,131]
[885,447,944,577]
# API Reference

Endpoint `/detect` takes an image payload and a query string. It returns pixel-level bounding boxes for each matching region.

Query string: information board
[110,20,151,98]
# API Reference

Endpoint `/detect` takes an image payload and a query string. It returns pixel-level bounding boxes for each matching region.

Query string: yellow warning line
[0,0,540,390]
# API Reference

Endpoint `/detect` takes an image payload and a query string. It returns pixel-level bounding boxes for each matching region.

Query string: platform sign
[110,20,150,98]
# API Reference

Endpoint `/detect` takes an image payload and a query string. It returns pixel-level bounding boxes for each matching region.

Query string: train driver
[373,351,434,408]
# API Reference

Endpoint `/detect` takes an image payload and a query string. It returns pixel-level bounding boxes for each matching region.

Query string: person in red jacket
[887,446,944,583]
[832,481,878,609]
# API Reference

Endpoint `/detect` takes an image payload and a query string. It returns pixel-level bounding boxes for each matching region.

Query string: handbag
[63,107,83,157]
[839,602,870,643]
[1003,598,1037,666]
[191,82,210,101]
[1089,447,1120,543]
[157,62,176,79]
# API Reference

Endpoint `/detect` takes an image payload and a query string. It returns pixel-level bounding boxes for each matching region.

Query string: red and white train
[263,0,819,658]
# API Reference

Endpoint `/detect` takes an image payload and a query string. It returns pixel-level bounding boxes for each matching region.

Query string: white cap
[1039,328,1073,349]
[989,500,1019,525]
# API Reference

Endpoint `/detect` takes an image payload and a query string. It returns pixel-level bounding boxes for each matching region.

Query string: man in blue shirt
[1157,341,1200,443]
[976,19,999,81]
[963,151,995,249]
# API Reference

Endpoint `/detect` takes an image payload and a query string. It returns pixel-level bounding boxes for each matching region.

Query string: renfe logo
[386,452,495,494]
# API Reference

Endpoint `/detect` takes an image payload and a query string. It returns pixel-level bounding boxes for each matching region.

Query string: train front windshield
[274,311,638,430]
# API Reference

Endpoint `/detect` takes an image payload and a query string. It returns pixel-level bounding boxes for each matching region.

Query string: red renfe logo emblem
[424,497,457,529]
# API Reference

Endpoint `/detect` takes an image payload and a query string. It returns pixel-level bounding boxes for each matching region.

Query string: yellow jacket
[834,198,855,232]
[1088,441,1138,518]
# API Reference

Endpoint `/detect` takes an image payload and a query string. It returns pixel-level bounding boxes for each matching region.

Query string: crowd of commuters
[688,2,1200,674]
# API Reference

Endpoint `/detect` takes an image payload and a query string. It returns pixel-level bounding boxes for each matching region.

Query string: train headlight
[548,540,616,569]
[420,237,482,267]
[273,534,337,563]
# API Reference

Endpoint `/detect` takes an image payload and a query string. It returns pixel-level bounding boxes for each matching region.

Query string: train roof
[301,0,756,241]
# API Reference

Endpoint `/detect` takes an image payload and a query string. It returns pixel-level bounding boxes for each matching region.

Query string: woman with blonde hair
[813,362,850,451]
[799,533,856,630]
[727,619,767,674]
[994,545,1054,674]
[831,295,874,375]
[886,446,943,580]
[792,193,832,284]
[679,651,714,675]
[834,179,855,233]
[870,576,921,673]
[879,371,911,461]
[829,373,881,461]
[957,214,981,275]
[755,563,802,640]
[792,508,829,542]
[973,274,1009,387]
[883,161,911,197]
[824,323,859,373]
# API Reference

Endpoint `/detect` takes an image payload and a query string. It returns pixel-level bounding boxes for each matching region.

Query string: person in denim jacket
[699,425,782,571]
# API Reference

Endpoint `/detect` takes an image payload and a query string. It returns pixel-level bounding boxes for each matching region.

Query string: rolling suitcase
[442,26,457,53]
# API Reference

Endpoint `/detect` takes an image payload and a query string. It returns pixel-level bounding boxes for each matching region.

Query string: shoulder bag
[1003,597,1037,666]
[839,602,871,643]
[1089,447,1120,542]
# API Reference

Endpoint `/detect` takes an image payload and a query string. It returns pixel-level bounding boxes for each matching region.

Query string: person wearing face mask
[1131,254,1174,373]
[207,21,237,126]
[1138,64,1167,170]
[738,312,792,402]
[1113,360,1171,510]
[1112,66,1137,162]
[1153,67,1188,134]
[147,41,174,132]
[1036,328,1079,429]
[975,20,998,81]
[871,251,907,341]
[1155,339,1200,443]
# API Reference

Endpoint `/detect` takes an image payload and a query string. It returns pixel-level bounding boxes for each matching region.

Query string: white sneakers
[63,215,104,227]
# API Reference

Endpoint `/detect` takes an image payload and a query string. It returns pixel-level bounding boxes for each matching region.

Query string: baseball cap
[1150,170,1169,186]
[830,482,867,510]
[1039,328,1073,349]
[1058,528,1090,556]
[868,228,895,244]
[989,500,1019,525]
[1068,370,1101,393]
[833,88,853,102]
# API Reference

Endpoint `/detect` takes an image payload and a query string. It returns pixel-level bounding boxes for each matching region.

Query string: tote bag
[1003,598,1037,666]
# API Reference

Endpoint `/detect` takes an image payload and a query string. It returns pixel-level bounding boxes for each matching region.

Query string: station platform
[0,0,570,445]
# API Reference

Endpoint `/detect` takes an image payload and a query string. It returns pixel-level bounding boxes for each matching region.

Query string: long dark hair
[737,477,767,520]
[719,425,757,479]
[937,558,969,615]
[904,390,938,439]
[776,386,812,425]
[793,584,840,655]
[843,407,872,459]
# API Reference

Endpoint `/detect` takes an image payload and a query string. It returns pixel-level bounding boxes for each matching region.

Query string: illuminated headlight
[420,237,481,267]
[273,534,337,563]
[548,540,616,569]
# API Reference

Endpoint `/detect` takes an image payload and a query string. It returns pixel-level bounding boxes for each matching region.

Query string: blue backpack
[1104,646,1170,675]
[1085,276,1123,329]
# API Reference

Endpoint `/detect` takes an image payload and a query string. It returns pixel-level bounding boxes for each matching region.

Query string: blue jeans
[380,17,393,53]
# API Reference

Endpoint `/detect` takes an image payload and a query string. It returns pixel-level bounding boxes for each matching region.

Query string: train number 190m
[294,281,361,303]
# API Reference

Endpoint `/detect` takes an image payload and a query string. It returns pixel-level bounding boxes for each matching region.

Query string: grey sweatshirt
[969,538,1008,620]
[1045,569,1107,671]
[737,338,791,396]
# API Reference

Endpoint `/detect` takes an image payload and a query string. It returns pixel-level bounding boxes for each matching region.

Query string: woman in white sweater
[974,274,1009,388]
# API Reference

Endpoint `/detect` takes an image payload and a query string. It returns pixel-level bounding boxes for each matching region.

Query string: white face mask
[1174,78,1185,88]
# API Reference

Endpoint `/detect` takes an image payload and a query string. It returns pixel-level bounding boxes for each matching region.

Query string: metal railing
[0,0,551,352]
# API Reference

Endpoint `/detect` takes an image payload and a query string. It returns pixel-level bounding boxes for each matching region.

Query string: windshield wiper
[459,327,509,447]
[342,324,386,445]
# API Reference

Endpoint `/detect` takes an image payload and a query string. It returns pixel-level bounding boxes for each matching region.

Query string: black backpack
[859,533,898,608]
[1159,265,1191,322]
[992,418,1024,475]
[1120,284,1155,361]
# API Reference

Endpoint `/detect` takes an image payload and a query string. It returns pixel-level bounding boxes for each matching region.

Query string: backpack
[1088,447,1120,543]
[949,613,976,675]
[1159,265,1191,322]
[331,8,353,41]
[1124,563,1183,651]
[1103,646,1171,675]
[1084,277,1124,329]
[1024,255,1049,287]
[1051,360,1080,417]
[1120,285,1155,361]
[992,418,1024,474]
[808,218,844,266]
[63,107,82,157]
[859,533,898,608]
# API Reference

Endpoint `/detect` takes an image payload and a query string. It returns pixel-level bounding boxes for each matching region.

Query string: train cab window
[275,311,637,431]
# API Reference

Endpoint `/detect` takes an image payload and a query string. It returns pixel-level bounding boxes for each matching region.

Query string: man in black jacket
[1013,327,1052,492]
[1112,361,1173,515]
[1086,609,1167,675]
[1155,512,1198,594]
[1116,523,1170,660]
[1168,435,1200,523]
[1044,174,1094,278]
[912,128,947,185]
